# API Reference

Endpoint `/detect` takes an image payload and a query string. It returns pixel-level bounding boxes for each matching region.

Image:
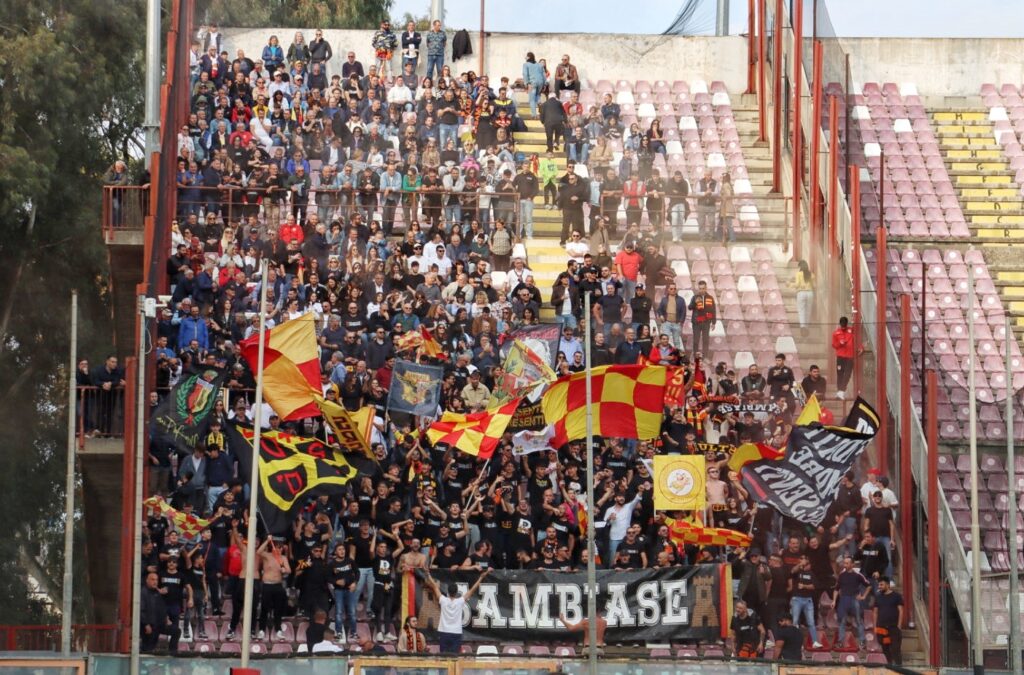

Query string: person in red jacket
[832,316,855,399]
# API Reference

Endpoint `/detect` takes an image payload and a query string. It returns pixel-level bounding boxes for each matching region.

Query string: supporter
[873,577,904,665]
[731,601,765,659]
[424,21,446,81]
[835,555,870,648]
[688,279,717,357]
[553,54,580,96]
[695,168,719,239]
[832,316,855,399]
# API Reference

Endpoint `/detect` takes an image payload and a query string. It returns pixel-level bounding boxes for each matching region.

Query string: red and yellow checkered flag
[426,397,522,458]
[144,495,209,539]
[542,365,668,446]
[668,517,752,548]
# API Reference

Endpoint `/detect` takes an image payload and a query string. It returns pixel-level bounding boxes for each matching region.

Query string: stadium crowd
[123,19,904,665]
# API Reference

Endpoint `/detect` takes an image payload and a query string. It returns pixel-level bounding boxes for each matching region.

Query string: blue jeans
[836,594,865,643]
[876,536,894,577]
[621,278,637,304]
[334,587,357,637]
[439,123,459,150]
[444,203,461,226]
[527,83,542,115]
[670,204,687,240]
[569,143,589,164]
[355,567,374,613]
[425,54,444,81]
[519,199,534,237]
[660,321,683,350]
[556,314,577,330]
[608,538,623,567]
[791,595,818,643]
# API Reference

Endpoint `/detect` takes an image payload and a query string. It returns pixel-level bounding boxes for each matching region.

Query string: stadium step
[932,107,1024,347]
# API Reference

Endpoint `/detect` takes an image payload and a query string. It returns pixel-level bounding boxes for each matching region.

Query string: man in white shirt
[386,76,413,109]
[423,568,490,653]
[602,488,644,564]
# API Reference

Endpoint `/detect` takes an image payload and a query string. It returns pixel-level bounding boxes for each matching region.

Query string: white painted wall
[219,28,750,93]
[838,37,1024,97]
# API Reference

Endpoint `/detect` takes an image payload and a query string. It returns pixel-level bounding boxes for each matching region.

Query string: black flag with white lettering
[740,398,879,525]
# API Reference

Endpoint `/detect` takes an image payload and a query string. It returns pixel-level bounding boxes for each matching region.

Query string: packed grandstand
[77,1,1024,672]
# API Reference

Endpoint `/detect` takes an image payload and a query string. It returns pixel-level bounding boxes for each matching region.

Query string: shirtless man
[397,537,428,575]
[559,607,608,647]
[706,465,729,508]
[257,536,291,640]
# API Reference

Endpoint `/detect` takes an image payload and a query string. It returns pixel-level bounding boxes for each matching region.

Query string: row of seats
[845,83,970,238]
[866,246,1024,441]
[575,80,765,234]
[649,245,802,377]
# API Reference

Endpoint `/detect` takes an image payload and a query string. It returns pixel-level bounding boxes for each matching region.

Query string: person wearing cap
[613,238,643,304]
[371,19,398,82]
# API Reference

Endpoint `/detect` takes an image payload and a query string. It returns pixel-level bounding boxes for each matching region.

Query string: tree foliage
[199,0,394,29]
[0,0,144,623]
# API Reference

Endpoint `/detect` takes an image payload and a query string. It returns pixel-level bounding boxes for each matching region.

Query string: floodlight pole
[584,292,598,675]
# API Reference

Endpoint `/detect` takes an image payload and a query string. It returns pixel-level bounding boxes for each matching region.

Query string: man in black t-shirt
[772,615,804,661]
[730,601,765,658]
[862,491,896,577]
[873,577,904,665]
[855,531,890,592]
[764,554,791,633]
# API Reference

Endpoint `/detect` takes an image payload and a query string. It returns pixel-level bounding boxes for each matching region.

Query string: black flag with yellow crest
[227,423,356,534]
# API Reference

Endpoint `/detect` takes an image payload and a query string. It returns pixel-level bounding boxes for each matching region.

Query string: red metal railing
[102,186,150,237]
[75,386,127,447]
[0,625,119,653]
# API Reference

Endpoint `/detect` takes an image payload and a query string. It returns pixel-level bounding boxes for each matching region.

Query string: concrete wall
[838,37,1024,98]
[220,28,750,92]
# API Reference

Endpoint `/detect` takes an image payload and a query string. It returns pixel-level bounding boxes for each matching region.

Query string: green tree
[200,0,394,29]
[0,0,144,623]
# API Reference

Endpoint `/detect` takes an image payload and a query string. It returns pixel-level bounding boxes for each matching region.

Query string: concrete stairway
[932,108,1024,344]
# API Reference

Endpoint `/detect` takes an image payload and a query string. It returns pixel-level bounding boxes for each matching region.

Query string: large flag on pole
[239,313,321,421]
[151,367,228,454]
[740,397,880,525]
[541,365,668,446]
[426,398,522,459]
[227,423,357,534]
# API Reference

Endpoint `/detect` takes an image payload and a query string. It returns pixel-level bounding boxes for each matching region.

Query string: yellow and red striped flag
[665,516,752,548]
[426,397,522,459]
[239,313,321,421]
[395,326,446,359]
[418,326,446,359]
[541,365,668,447]
[727,441,785,473]
[144,495,210,539]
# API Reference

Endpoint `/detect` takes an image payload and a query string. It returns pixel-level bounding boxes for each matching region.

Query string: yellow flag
[314,394,377,463]
[796,393,822,426]
[653,455,706,511]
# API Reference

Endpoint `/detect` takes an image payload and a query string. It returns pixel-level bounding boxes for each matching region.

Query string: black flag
[227,423,356,534]
[151,367,227,454]
[740,398,880,525]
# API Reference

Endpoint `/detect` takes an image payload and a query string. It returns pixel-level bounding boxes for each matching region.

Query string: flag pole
[583,292,598,675]
[241,259,270,666]
[1007,315,1021,675]
[967,264,983,674]
[61,290,78,654]
[129,294,147,675]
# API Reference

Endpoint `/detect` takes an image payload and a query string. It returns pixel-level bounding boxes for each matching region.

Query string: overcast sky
[390,0,1024,38]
